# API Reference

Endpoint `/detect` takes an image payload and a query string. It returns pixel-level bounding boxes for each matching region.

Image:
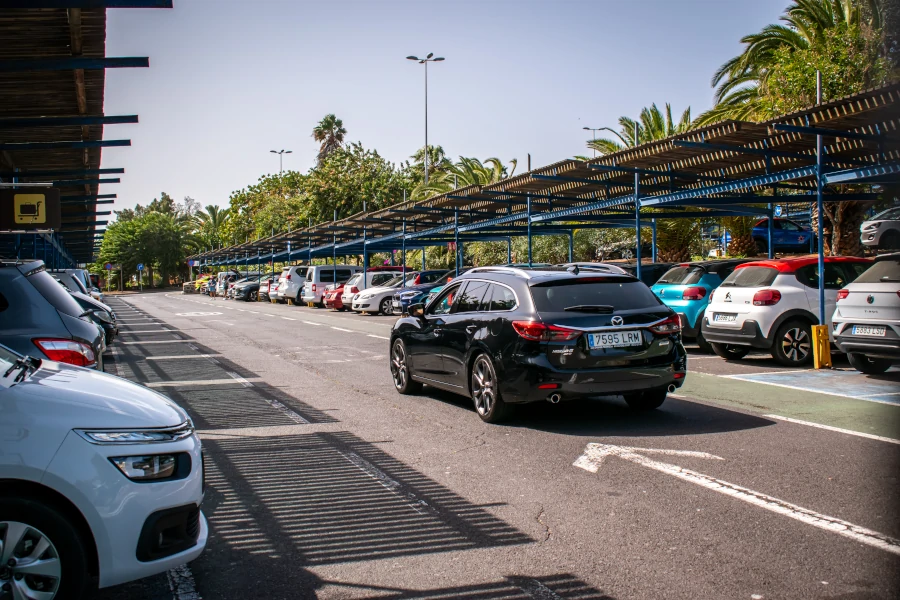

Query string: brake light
[349,286,359,294]
[311,283,317,292]
[512,321,581,342]
[649,314,681,334]
[708,289,715,301]
[286,274,291,280]
[682,286,707,301]
[752,289,782,306]
[33,339,95,367]
[836,289,849,301]
[414,275,421,284]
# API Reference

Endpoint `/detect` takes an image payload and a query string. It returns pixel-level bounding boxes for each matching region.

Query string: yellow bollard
[287,298,294,306]
[812,325,832,369]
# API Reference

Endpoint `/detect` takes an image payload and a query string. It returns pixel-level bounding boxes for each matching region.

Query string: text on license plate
[852,325,886,336]
[588,330,642,349]
[714,313,737,322]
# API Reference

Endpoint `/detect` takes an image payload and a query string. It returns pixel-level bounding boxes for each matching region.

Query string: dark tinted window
[27,270,85,318]
[428,284,461,316]
[454,280,490,313]
[484,284,516,311]
[371,273,394,286]
[420,271,445,284]
[852,259,899,283]
[0,292,7,312]
[781,220,803,232]
[795,264,851,290]
[720,267,778,288]
[530,277,661,312]
[657,266,702,285]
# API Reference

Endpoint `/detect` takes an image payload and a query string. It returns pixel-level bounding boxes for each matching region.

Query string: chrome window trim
[450,278,520,314]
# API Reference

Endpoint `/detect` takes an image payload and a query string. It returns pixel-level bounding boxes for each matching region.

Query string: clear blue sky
[100,0,789,213]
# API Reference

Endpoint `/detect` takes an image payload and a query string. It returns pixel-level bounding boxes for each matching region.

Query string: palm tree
[409,145,452,181]
[312,114,347,165]
[412,157,517,200]
[697,0,885,125]
[587,103,693,156]
[193,205,230,248]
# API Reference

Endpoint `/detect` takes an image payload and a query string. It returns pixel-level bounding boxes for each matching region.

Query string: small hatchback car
[389,266,686,423]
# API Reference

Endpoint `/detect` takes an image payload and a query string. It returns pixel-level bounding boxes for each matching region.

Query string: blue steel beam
[823,162,900,184]
[773,124,898,142]
[589,163,731,184]
[61,194,117,201]
[671,140,873,166]
[64,211,112,218]
[61,199,115,205]
[530,196,634,222]
[640,165,817,207]
[0,115,139,128]
[0,57,149,72]
[0,140,131,151]
[52,178,120,186]
[6,1,173,7]
[1,168,124,178]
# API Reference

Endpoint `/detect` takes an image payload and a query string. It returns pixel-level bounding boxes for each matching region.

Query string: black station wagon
[389,266,687,423]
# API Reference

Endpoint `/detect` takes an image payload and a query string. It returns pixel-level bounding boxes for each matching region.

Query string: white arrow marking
[574,443,900,556]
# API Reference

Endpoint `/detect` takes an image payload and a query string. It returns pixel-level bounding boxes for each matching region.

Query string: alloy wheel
[781,327,810,362]
[472,357,495,416]
[391,342,407,390]
[0,521,62,600]
[380,298,393,315]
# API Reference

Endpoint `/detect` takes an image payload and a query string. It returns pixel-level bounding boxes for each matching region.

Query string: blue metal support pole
[815,72,825,325]
[401,220,406,287]
[526,194,533,267]
[634,181,642,279]
[459,240,464,271]
[651,219,657,262]
[422,246,426,271]
[568,231,574,262]
[768,204,775,259]
[363,201,369,275]
[454,209,460,276]
[333,210,337,269]
[507,238,512,264]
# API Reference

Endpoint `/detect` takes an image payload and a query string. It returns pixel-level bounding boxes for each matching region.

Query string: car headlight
[76,421,194,445]
[360,293,372,300]
[110,454,178,480]
[93,310,113,324]
[400,291,421,300]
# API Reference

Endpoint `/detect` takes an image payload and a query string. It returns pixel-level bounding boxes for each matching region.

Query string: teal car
[651,259,755,351]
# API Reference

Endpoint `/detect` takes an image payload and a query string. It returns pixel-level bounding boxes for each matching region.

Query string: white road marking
[574,443,900,556]
[763,415,900,445]
[167,564,201,600]
[281,317,296,321]
[174,312,222,317]
[367,334,390,340]
[120,340,194,345]
[145,377,262,387]
[226,372,254,387]
[119,329,174,334]
[721,375,899,406]
[144,354,222,361]
[303,321,322,326]
[340,451,429,515]
[331,327,353,332]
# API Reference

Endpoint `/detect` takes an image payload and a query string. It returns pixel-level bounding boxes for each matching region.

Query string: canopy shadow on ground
[417,386,774,437]
[322,574,616,599]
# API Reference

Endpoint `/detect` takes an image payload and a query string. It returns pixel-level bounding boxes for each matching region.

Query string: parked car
[351,274,406,315]
[0,342,207,600]
[233,273,276,302]
[700,256,871,366]
[276,265,309,303]
[391,270,455,314]
[752,218,814,254]
[651,259,755,351]
[324,282,348,310]
[616,262,678,286]
[259,275,278,302]
[389,266,686,423]
[832,252,900,373]
[860,206,900,250]
[0,261,104,370]
[70,290,119,346]
[340,268,409,308]
[48,269,90,297]
[302,265,363,307]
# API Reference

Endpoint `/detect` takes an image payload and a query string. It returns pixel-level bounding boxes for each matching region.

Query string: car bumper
[43,430,207,588]
[676,312,702,338]
[701,318,770,349]
[834,328,900,359]
[352,301,372,311]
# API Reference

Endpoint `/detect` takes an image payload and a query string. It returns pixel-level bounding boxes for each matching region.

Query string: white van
[276,265,309,303]
[301,265,362,307]
[340,269,407,307]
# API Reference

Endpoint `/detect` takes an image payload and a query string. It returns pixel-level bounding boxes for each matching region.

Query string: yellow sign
[14,194,46,225]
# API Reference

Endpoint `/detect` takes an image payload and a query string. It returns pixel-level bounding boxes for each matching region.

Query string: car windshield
[719,266,779,288]
[0,345,19,374]
[872,207,900,220]
[656,266,703,285]
[853,258,900,283]
[530,277,662,312]
[381,276,404,287]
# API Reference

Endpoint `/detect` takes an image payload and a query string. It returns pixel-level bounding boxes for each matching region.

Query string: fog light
[110,455,177,481]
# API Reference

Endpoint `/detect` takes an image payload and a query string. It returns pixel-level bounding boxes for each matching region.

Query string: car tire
[880,230,900,251]
[710,342,750,361]
[470,354,512,424]
[847,352,893,374]
[771,320,813,366]
[390,339,422,394]
[0,497,90,600]
[379,298,393,315]
[695,330,713,353]
[755,239,768,255]
[249,290,258,302]
[624,388,667,411]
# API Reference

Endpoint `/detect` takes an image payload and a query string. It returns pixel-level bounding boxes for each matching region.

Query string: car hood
[360,285,399,295]
[10,360,188,429]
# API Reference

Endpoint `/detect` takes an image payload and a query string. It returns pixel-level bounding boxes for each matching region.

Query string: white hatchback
[860,206,900,251]
[832,253,900,373]
[0,344,207,599]
[276,265,308,303]
[351,274,406,315]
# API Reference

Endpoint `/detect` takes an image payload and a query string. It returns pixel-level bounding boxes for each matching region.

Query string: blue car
[390,270,453,314]
[651,259,754,351]
[752,218,813,253]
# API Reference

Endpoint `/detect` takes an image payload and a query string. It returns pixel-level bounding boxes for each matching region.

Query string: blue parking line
[725,369,900,406]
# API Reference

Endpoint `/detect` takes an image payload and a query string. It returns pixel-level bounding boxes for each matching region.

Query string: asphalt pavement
[93,291,900,600]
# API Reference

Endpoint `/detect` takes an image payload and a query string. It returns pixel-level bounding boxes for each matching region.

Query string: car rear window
[656,266,703,285]
[530,277,662,312]
[853,259,900,283]
[27,269,85,318]
[720,267,778,288]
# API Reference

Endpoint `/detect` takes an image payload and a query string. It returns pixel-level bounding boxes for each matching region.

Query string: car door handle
[433,328,443,336]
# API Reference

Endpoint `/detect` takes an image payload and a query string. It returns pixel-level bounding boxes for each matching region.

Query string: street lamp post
[583,127,601,158]
[269,149,292,173]
[406,53,444,185]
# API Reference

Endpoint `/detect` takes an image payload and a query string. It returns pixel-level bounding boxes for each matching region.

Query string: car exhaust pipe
[548,393,562,404]
[667,384,676,393]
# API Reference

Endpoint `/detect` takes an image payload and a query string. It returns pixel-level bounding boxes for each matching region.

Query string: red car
[324,283,346,310]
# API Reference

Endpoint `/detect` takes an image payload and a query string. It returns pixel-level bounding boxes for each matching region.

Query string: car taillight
[33,339,95,367]
[753,289,781,306]
[286,274,291,280]
[836,289,849,301]
[512,321,581,342]
[349,286,359,294]
[708,289,715,301]
[682,286,707,301]
[311,283,317,292]
[414,275,421,284]
[649,314,681,334]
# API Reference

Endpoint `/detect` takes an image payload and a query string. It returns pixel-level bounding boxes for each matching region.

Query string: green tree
[312,114,347,166]
[194,205,231,248]
[587,103,693,156]
[411,156,517,200]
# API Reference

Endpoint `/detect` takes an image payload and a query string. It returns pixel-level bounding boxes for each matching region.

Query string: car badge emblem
[867,295,875,305]
[611,316,624,326]
[724,292,732,302]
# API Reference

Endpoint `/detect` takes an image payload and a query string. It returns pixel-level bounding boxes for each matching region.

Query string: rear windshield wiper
[563,304,615,313]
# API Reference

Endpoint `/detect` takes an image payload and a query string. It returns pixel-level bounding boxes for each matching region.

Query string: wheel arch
[0,479,99,578]
[765,308,818,341]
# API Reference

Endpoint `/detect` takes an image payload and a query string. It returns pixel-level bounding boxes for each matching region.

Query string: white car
[700,256,871,366]
[341,270,405,308]
[860,206,900,250]
[0,344,207,599]
[301,265,362,307]
[276,265,308,303]
[832,253,900,373]
[351,275,406,315]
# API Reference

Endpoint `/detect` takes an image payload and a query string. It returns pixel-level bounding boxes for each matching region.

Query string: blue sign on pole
[104,262,112,270]
[774,205,783,217]
[721,231,732,245]
[137,263,144,271]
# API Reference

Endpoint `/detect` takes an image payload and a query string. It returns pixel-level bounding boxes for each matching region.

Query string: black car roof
[458,266,638,284]
[675,259,756,274]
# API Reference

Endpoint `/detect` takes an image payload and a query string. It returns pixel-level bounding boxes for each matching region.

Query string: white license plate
[714,313,737,322]
[588,330,643,349]
[852,325,886,337]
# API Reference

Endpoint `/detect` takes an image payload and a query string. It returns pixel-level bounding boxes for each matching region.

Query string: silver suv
[860,206,900,251]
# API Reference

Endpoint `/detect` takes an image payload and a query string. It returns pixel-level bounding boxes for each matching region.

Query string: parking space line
[281,317,296,321]
[120,339,194,345]
[724,375,900,406]
[145,377,263,387]
[763,415,900,445]
[144,354,222,361]
[331,327,353,332]
[368,334,390,340]
[227,372,254,387]
[303,321,322,326]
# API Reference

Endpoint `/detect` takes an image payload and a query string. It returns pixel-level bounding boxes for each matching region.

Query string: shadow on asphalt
[322,574,616,599]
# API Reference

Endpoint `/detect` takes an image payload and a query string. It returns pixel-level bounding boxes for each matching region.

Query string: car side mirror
[408,303,425,318]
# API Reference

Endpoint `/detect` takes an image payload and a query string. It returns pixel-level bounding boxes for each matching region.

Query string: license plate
[852,325,886,337]
[588,330,642,349]
[714,313,737,322]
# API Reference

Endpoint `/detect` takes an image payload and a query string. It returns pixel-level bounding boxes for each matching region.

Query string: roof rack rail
[558,262,628,274]
[467,266,534,279]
